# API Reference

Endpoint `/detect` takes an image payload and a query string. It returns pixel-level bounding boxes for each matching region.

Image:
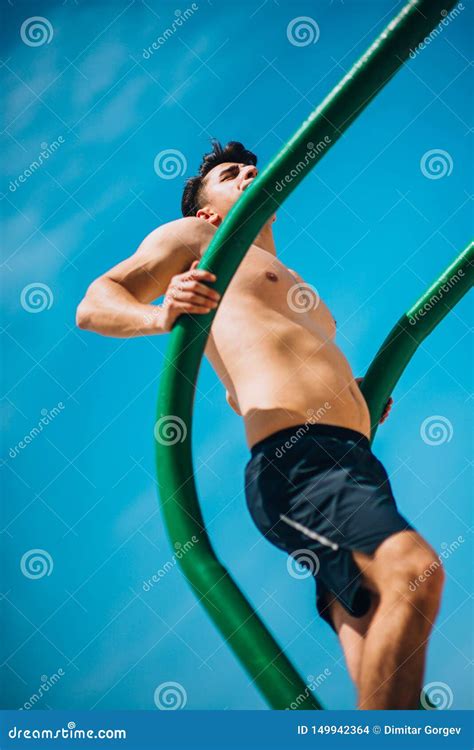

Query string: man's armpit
[226,390,242,416]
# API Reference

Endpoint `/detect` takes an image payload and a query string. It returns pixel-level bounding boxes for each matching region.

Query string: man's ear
[196,206,221,227]
[226,390,242,416]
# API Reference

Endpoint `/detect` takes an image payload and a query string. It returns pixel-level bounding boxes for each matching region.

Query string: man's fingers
[186,268,217,283]
[179,280,220,301]
[174,291,218,308]
[379,398,393,424]
[166,291,217,310]
[179,303,216,315]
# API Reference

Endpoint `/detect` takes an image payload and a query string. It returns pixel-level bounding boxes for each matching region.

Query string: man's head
[181,140,258,225]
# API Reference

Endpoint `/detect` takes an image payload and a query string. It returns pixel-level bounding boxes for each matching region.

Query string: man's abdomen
[209,314,371,448]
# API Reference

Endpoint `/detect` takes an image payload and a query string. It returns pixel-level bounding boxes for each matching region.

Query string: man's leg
[352,530,444,709]
[328,594,379,685]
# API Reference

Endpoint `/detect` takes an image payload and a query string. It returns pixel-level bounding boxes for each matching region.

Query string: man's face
[197,162,258,223]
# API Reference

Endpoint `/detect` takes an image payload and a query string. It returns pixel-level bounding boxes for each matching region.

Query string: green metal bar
[361,242,474,442]
[363,241,474,713]
[155,0,458,710]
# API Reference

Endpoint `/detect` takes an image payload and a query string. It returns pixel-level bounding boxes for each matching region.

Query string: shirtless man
[77,141,444,709]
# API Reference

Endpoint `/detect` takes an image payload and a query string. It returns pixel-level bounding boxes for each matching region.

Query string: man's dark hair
[181,140,257,217]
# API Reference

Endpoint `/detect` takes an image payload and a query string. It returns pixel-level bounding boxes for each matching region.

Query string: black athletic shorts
[244,423,413,631]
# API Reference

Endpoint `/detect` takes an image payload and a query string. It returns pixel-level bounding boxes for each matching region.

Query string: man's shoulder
[139,217,216,259]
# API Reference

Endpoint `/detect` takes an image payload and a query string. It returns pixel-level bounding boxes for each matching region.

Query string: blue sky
[1,0,472,711]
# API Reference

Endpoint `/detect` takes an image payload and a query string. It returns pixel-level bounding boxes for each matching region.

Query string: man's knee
[371,532,445,611]
[391,553,444,614]
[401,552,445,610]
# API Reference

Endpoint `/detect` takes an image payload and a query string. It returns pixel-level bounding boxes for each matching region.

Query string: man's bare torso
[205,244,370,447]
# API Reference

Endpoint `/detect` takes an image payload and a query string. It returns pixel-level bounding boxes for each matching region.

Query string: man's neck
[252,222,277,256]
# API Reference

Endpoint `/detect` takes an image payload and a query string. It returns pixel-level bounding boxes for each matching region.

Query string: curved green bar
[361,242,474,442]
[156,0,458,710]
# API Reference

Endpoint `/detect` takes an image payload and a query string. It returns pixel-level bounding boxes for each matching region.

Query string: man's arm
[76,218,219,338]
